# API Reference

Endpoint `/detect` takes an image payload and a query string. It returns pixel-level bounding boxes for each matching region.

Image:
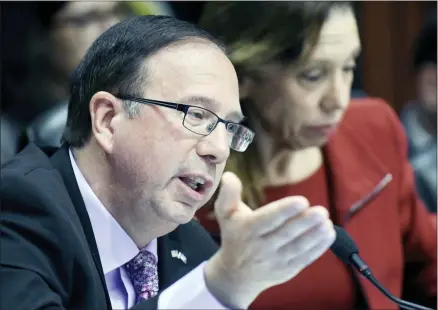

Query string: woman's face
[247,7,361,150]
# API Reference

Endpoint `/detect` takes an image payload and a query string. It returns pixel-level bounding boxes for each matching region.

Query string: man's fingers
[287,225,336,271]
[261,206,331,253]
[277,218,334,259]
[251,196,311,236]
[214,172,245,220]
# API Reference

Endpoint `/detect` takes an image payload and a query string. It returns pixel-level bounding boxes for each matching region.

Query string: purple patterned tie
[124,248,159,303]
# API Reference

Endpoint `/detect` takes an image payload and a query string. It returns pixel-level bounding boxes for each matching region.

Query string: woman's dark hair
[200,2,352,75]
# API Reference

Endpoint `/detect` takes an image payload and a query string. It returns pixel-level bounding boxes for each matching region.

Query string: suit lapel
[157,226,201,291]
[324,116,394,309]
[50,145,111,307]
[325,120,390,226]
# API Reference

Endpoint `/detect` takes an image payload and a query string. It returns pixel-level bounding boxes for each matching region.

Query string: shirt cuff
[157,261,229,309]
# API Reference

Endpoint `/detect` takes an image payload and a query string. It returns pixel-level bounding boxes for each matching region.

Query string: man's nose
[196,123,230,165]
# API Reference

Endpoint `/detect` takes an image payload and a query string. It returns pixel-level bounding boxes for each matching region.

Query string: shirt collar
[69,149,158,274]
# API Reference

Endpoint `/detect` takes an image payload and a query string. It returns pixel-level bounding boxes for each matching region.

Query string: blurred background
[1,1,437,210]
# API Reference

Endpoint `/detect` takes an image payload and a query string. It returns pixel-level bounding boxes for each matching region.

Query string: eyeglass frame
[114,94,255,151]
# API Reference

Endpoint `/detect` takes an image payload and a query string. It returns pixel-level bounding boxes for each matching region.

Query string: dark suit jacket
[0,144,219,310]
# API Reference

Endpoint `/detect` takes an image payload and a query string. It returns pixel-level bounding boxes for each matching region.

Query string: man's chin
[168,201,199,224]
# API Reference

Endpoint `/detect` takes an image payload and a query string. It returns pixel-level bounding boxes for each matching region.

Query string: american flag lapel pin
[171,250,187,264]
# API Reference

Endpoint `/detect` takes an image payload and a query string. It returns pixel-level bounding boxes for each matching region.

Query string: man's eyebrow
[178,95,246,123]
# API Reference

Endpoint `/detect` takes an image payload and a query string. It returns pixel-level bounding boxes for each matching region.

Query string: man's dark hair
[62,15,226,148]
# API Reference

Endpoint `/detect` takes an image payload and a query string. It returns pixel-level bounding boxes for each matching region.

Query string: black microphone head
[330,225,359,264]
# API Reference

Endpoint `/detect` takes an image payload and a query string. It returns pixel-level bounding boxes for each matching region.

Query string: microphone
[330,225,434,310]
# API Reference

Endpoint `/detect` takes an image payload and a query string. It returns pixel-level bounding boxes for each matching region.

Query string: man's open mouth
[179,176,206,193]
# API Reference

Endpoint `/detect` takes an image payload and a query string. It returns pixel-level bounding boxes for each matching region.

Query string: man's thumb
[214,171,243,220]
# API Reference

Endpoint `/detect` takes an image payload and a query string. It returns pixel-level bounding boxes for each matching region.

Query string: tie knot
[128,249,157,270]
[124,249,159,302]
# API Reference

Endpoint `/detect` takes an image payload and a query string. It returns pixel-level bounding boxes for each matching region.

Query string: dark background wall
[360,1,437,112]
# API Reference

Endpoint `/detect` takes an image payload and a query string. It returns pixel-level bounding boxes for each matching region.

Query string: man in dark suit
[1,16,336,309]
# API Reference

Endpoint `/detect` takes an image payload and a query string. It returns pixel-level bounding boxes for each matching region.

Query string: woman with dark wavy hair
[196,2,437,309]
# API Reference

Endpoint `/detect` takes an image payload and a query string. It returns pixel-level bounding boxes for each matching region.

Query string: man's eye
[188,110,205,120]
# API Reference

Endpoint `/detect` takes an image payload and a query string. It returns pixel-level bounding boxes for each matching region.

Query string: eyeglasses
[115,95,255,152]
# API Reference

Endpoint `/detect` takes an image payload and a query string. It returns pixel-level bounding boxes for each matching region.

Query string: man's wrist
[204,251,254,309]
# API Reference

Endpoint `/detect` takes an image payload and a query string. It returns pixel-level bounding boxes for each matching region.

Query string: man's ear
[89,91,125,154]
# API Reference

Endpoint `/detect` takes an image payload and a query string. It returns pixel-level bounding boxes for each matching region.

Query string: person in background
[196,2,437,309]
[40,1,174,86]
[400,13,437,213]
[2,2,171,126]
